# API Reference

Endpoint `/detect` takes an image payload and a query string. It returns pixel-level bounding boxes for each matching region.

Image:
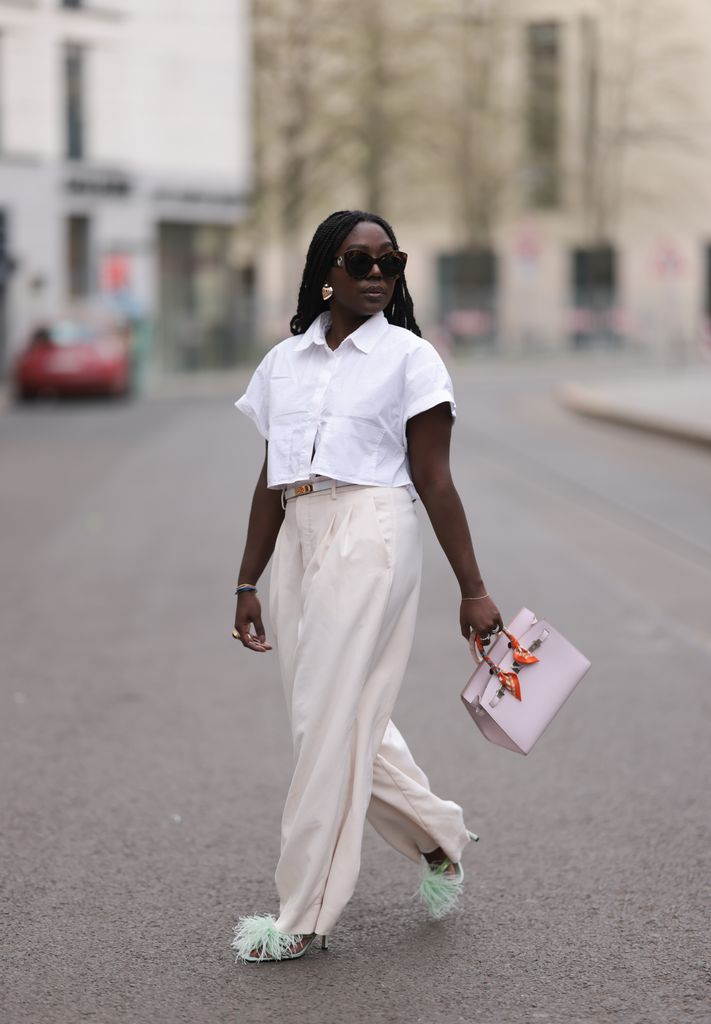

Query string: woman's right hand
[234,593,272,653]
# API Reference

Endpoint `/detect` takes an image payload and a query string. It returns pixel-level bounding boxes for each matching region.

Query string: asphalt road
[1,360,709,1024]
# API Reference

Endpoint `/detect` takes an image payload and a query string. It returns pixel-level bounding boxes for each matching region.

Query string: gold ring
[232,628,241,640]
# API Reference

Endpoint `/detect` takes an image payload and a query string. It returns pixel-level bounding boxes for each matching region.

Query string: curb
[560,382,711,449]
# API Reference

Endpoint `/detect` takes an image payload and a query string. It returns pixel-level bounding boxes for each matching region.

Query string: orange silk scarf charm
[511,644,539,666]
[504,630,539,666]
[474,631,534,701]
[497,670,522,701]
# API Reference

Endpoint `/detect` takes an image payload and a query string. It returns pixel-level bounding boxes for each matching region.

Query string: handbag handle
[468,628,539,702]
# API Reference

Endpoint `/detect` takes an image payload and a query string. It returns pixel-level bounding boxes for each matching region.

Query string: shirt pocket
[269,375,306,422]
[269,416,306,471]
[318,415,385,481]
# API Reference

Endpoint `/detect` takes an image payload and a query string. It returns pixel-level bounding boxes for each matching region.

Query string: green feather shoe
[231,914,329,964]
[418,829,479,919]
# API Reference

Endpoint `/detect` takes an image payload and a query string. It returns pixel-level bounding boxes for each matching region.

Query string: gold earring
[321,282,334,301]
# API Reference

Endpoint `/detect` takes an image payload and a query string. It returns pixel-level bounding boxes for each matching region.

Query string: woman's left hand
[459,595,504,642]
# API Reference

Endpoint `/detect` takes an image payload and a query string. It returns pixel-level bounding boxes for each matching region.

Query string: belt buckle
[294,483,313,497]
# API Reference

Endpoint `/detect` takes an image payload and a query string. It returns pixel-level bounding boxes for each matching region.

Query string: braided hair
[289,210,422,337]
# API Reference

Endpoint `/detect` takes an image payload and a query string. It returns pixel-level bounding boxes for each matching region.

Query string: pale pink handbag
[460,607,591,755]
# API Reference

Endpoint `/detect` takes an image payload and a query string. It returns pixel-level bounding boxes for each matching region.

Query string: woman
[230,210,502,963]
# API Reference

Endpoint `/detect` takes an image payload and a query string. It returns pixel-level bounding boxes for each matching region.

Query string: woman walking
[231,210,502,963]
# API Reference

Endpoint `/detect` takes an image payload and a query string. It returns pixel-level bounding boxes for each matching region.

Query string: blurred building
[0,0,252,376]
[426,0,711,361]
[251,0,711,360]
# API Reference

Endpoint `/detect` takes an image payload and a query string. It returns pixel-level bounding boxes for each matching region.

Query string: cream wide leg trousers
[268,485,470,937]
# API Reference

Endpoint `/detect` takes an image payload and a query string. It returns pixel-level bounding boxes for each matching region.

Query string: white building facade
[250,0,711,362]
[0,0,252,374]
[419,0,711,361]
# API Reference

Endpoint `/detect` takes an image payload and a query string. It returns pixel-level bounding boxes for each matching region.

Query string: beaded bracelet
[235,583,258,595]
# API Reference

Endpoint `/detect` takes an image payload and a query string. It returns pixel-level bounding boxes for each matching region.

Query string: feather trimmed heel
[231,914,329,964]
[418,829,480,919]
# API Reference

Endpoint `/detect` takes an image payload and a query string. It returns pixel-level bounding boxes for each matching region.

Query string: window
[66,215,91,297]
[570,245,619,347]
[526,22,561,208]
[437,249,498,348]
[64,44,85,160]
[580,16,599,212]
[157,223,243,370]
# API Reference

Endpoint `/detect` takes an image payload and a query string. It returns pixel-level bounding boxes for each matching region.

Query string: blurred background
[1,0,711,386]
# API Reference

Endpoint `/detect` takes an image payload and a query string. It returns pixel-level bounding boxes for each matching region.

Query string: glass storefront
[157,222,254,372]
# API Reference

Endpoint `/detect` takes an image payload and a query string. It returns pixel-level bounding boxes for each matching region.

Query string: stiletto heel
[467,829,480,843]
[321,935,329,951]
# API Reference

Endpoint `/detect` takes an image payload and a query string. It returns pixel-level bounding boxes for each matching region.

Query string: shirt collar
[294,311,389,353]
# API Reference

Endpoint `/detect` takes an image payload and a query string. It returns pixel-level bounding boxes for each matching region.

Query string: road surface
[1,360,709,1023]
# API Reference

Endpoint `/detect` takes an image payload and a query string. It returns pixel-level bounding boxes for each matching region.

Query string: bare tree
[251,0,321,298]
[250,0,451,314]
[568,0,705,346]
[576,0,704,243]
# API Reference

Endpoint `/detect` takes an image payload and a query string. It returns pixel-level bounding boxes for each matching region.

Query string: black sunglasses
[333,249,408,280]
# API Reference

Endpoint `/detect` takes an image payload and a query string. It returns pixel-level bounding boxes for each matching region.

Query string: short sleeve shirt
[235,310,456,491]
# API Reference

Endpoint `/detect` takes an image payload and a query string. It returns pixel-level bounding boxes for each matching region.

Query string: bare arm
[406,403,503,640]
[233,443,284,652]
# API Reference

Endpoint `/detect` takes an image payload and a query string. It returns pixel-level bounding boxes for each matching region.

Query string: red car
[14,318,132,401]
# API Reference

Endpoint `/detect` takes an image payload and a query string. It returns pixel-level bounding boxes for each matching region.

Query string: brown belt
[282,478,356,504]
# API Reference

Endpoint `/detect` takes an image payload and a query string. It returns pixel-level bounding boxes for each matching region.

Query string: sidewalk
[560,366,711,448]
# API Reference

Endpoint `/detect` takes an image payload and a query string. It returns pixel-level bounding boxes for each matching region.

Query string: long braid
[290,210,422,337]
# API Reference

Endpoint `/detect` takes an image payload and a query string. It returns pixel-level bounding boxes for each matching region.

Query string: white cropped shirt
[235,311,456,491]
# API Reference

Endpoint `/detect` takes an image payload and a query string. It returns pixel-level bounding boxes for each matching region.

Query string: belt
[282,478,355,504]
